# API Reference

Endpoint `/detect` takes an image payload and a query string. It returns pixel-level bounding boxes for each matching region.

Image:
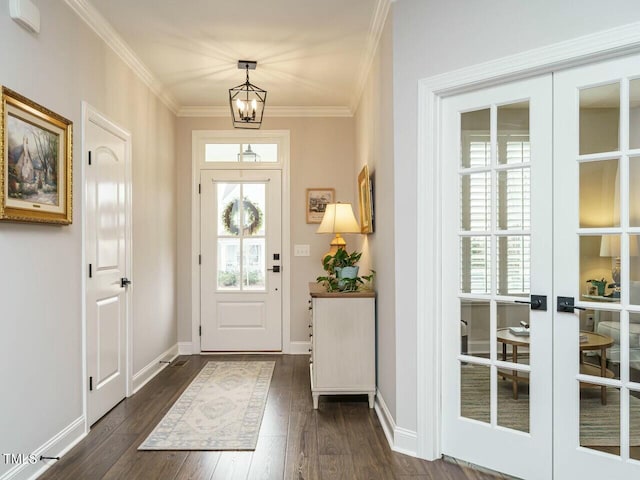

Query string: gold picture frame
[358,165,373,234]
[306,188,335,223]
[1,87,73,224]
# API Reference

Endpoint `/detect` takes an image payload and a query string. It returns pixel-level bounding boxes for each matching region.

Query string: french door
[441,53,640,479]
[441,75,553,480]
[554,54,640,478]
[200,169,282,351]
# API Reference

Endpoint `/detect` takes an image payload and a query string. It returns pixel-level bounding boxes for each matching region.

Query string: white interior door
[85,111,131,426]
[200,169,282,351]
[441,75,553,480]
[554,53,640,478]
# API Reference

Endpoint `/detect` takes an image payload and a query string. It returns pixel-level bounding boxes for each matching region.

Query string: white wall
[393,0,640,440]
[353,12,396,417]
[176,116,357,348]
[0,1,176,477]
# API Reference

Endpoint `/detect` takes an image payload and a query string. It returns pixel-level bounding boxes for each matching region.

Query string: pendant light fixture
[229,60,267,129]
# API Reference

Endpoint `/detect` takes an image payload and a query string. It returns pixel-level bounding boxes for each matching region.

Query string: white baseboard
[178,342,193,355]
[289,341,311,355]
[132,344,179,394]
[0,416,85,480]
[374,389,418,457]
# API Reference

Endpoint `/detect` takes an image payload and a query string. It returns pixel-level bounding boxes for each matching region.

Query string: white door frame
[417,22,640,460]
[190,130,291,353]
[81,102,133,433]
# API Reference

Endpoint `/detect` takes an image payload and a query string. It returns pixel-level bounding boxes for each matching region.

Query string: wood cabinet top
[309,282,376,298]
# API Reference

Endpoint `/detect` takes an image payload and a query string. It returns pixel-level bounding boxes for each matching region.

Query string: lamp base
[321,233,348,263]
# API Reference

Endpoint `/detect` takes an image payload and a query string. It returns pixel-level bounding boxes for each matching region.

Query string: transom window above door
[205,143,278,163]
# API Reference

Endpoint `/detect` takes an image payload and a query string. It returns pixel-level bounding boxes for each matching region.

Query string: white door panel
[86,114,130,426]
[554,53,640,479]
[441,75,553,480]
[200,169,282,351]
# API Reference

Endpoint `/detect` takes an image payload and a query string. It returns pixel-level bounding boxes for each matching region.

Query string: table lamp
[316,203,360,260]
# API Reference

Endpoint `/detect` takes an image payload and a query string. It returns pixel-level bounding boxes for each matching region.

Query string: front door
[200,169,282,351]
[441,75,553,480]
[85,109,131,426]
[553,53,640,478]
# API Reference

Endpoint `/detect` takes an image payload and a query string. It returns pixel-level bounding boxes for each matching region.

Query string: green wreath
[222,197,263,235]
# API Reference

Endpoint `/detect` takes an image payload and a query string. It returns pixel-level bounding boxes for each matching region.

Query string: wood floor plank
[260,389,292,436]
[316,402,351,456]
[283,411,320,480]
[247,435,287,479]
[318,454,357,479]
[173,451,221,480]
[102,451,188,480]
[210,452,253,480]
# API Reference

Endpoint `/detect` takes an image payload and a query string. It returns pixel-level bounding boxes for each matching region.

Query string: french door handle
[121,277,132,288]
[557,296,585,312]
[514,294,547,311]
[267,266,280,273]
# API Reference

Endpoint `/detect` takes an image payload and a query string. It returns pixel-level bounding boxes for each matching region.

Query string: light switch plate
[294,244,310,257]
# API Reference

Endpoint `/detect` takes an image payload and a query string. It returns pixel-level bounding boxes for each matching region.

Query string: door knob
[267,266,280,273]
[514,294,547,311]
[557,296,585,312]
[121,277,132,288]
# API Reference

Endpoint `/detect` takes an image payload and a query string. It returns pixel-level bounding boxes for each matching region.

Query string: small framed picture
[306,188,335,223]
[358,165,373,233]
[1,87,73,224]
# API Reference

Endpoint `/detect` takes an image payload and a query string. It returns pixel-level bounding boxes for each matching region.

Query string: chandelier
[229,60,267,129]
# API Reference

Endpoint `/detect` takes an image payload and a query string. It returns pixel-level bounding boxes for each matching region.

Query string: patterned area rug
[139,361,275,450]
[461,364,640,446]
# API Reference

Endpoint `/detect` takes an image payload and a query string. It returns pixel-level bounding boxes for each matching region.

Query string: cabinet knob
[308,348,312,353]
[309,333,312,338]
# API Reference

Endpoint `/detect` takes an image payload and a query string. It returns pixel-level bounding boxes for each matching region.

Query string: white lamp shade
[600,235,639,257]
[316,203,360,234]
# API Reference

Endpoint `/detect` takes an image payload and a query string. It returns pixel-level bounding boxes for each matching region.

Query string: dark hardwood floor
[40,355,502,480]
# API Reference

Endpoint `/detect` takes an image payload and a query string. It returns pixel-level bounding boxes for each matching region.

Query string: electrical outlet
[586,314,594,330]
[294,244,310,257]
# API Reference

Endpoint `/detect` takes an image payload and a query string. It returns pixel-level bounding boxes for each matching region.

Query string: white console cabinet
[308,283,376,409]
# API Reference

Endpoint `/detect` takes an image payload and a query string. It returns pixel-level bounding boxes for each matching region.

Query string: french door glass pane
[497,236,530,296]
[629,313,640,383]
[497,169,530,230]
[461,173,491,231]
[579,83,620,155]
[630,158,640,227]
[580,235,621,302]
[579,159,620,228]
[630,236,640,304]
[461,109,490,168]
[460,300,490,358]
[631,387,640,461]
[460,363,490,423]
[497,102,529,165]
[498,373,530,433]
[630,79,640,150]
[580,385,621,457]
[461,237,491,294]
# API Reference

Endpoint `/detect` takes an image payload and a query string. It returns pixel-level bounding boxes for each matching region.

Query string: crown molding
[177,105,353,118]
[64,0,179,114]
[349,0,392,113]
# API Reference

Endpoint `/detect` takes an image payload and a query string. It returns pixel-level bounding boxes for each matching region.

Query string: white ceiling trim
[64,0,179,114]
[177,105,353,118]
[349,0,392,113]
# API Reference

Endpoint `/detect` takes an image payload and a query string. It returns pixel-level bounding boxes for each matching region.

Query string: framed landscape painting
[306,188,334,223]
[1,87,73,224]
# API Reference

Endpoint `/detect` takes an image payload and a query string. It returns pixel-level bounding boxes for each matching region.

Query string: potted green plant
[316,249,375,292]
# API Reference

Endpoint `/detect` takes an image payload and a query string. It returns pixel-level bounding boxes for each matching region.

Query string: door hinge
[89,376,93,391]
[198,184,201,194]
[88,151,92,165]
[199,254,202,265]
[199,326,202,337]
[89,264,92,278]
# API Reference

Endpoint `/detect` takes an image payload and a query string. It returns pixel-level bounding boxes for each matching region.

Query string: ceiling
[73,0,389,116]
